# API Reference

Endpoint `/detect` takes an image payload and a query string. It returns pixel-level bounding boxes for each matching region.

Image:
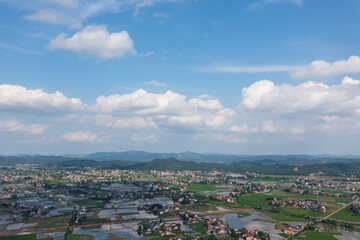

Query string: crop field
[0,235,37,240]
[186,184,219,192]
[280,207,324,217]
[298,231,341,240]
[331,207,360,222]
[237,194,275,207]
[268,213,305,222]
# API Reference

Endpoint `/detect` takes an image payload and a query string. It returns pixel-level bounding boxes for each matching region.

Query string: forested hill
[49,158,360,177]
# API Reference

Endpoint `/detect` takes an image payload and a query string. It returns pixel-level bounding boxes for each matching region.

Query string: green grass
[331,207,360,222]
[186,184,218,192]
[268,213,305,222]
[182,204,217,212]
[33,215,71,228]
[298,231,341,240]
[237,194,275,207]
[281,207,324,217]
[70,234,94,240]
[189,222,206,233]
[73,200,107,208]
[0,235,36,240]
[278,233,289,238]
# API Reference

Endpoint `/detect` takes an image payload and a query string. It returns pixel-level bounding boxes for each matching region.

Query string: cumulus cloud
[241,77,360,115]
[48,25,136,59]
[291,56,360,79]
[0,120,49,135]
[91,89,234,128]
[62,131,102,142]
[0,84,84,114]
[130,134,158,143]
[25,8,63,24]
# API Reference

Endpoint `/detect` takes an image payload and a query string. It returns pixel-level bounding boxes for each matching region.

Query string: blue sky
[1,0,360,155]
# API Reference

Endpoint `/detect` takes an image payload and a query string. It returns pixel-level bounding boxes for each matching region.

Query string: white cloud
[62,131,101,142]
[0,84,84,114]
[130,134,158,143]
[261,121,283,133]
[140,51,155,57]
[17,0,183,28]
[342,76,360,85]
[48,25,136,59]
[316,115,341,123]
[37,0,79,8]
[214,134,247,144]
[241,78,360,115]
[248,0,303,10]
[25,8,63,24]
[91,89,234,128]
[291,56,360,79]
[288,125,306,134]
[94,115,157,129]
[145,81,165,86]
[229,124,258,133]
[0,120,49,135]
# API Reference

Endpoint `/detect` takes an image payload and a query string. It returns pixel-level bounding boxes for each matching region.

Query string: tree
[137,225,142,236]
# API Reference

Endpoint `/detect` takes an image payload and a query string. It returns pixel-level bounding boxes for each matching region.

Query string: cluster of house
[268,198,326,213]
[206,217,226,234]
[210,194,235,202]
[1,201,49,222]
[350,201,360,214]
[235,228,271,240]
[139,220,181,236]
[179,211,201,223]
[283,224,304,236]
[74,205,87,224]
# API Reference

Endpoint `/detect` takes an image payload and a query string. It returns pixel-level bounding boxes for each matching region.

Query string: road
[319,197,359,222]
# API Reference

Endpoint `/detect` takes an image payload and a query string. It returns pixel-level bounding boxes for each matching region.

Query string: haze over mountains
[1,150,359,165]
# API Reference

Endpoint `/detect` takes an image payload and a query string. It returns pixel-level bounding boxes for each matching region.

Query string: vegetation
[187,183,218,192]
[298,231,341,240]
[268,213,305,222]
[0,235,36,240]
[331,207,360,222]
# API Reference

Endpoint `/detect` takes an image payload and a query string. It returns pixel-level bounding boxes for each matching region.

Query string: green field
[281,207,324,217]
[186,184,218,192]
[70,234,94,240]
[0,235,37,240]
[268,213,305,222]
[189,222,206,233]
[331,207,360,222]
[237,194,274,207]
[298,231,341,240]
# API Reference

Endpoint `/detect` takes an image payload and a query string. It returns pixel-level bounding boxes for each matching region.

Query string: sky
[1,0,360,155]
